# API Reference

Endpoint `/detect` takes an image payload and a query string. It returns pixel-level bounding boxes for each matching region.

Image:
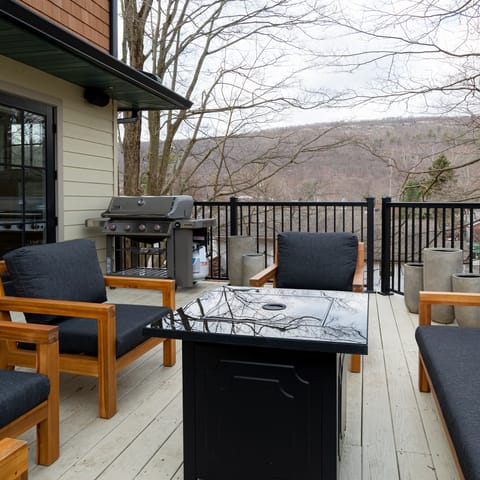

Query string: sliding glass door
[0,93,55,257]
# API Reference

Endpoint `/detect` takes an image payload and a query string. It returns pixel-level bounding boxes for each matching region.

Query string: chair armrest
[104,276,175,290]
[352,270,364,292]
[420,291,480,306]
[249,264,278,287]
[0,438,28,480]
[0,320,58,345]
[352,242,365,292]
[104,276,175,309]
[0,296,115,320]
[0,320,59,381]
[419,291,480,326]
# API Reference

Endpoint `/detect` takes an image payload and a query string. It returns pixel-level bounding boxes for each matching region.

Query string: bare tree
[120,0,152,195]
[119,0,350,199]
[314,0,480,113]
[308,0,480,200]
[175,125,355,200]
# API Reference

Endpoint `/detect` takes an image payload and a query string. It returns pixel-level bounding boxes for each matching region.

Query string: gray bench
[416,291,480,480]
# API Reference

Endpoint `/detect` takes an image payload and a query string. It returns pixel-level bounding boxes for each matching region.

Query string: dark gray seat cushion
[416,325,480,480]
[0,370,50,428]
[4,239,107,324]
[56,304,172,357]
[276,232,358,291]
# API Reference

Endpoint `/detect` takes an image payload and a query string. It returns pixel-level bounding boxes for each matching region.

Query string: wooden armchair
[417,291,480,392]
[0,239,176,419]
[416,291,480,479]
[250,232,365,372]
[0,438,28,480]
[0,321,59,466]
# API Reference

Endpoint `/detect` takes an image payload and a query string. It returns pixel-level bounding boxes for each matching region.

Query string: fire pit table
[144,286,369,480]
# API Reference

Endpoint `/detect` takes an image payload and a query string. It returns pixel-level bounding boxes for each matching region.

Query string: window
[0,93,55,257]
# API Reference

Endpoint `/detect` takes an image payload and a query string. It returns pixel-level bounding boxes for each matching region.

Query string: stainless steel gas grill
[86,195,215,287]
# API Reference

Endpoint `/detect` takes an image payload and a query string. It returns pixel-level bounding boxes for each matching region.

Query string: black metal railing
[380,197,480,294]
[194,197,376,291]
[194,196,480,295]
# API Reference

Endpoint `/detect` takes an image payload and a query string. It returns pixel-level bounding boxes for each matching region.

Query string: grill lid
[102,195,193,219]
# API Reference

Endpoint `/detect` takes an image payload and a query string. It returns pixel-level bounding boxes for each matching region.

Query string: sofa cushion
[55,304,172,357]
[4,239,107,324]
[276,232,358,291]
[0,370,50,428]
[416,325,480,480]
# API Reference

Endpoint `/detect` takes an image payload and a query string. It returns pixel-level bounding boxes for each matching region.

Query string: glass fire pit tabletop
[147,286,368,352]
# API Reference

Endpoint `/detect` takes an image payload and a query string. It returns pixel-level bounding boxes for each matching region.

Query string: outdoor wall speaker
[84,87,110,107]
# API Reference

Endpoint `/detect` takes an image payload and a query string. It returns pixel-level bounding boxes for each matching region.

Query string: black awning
[0,3,192,111]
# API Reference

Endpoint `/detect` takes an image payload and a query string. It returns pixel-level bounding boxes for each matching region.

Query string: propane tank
[192,244,208,280]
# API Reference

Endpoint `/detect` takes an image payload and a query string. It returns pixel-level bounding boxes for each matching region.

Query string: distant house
[0,1,191,260]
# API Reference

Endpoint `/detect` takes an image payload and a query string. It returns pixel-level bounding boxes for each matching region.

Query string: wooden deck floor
[21,283,460,480]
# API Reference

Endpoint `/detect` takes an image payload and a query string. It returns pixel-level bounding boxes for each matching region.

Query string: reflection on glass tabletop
[147,286,368,352]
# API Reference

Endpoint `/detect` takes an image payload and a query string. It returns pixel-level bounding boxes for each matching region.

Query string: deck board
[18,283,460,479]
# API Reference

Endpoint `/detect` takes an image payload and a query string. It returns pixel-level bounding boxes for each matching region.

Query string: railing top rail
[194,200,370,207]
[387,200,480,208]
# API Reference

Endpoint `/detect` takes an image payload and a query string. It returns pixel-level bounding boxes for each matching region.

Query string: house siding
[18,0,111,52]
[0,55,116,259]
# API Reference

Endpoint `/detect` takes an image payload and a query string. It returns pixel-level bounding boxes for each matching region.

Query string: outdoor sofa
[416,291,480,480]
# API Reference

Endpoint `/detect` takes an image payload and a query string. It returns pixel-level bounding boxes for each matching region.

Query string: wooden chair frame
[0,321,59,466]
[418,291,480,392]
[0,438,29,480]
[0,260,176,419]
[417,290,480,480]
[250,241,365,373]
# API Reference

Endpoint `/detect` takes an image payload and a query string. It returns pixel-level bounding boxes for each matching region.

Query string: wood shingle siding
[19,0,111,52]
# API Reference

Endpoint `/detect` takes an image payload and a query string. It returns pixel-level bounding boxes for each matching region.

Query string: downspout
[110,0,118,57]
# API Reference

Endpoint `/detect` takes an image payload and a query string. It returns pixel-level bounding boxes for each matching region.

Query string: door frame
[0,91,56,246]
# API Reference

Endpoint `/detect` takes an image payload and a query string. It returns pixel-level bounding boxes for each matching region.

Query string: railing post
[366,197,375,292]
[230,196,238,236]
[381,196,392,295]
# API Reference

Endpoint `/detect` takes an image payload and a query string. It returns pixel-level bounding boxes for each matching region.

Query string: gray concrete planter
[403,262,423,314]
[227,236,256,286]
[241,253,265,286]
[452,273,480,327]
[423,247,463,324]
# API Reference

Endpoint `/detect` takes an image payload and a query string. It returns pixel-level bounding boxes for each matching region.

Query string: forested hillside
[126,116,479,201]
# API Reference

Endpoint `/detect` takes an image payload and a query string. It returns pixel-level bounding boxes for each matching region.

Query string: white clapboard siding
[0,54,116,244]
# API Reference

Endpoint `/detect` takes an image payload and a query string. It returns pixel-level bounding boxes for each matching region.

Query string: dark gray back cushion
[276,232,358,291]
[4,239,107,324]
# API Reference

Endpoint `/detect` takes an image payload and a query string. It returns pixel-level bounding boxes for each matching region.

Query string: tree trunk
[123,121,143,195]
[146,111,163,194]
[120,0,151,195]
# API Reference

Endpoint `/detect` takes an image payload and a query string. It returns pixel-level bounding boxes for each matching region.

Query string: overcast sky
[120,0,476,133]
[274,0,478,127]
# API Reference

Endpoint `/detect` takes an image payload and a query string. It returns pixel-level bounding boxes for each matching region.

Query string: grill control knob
[153,224,162,232]
[138,223,146,232]
[124,224,131,232]
[109,223,117,231]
